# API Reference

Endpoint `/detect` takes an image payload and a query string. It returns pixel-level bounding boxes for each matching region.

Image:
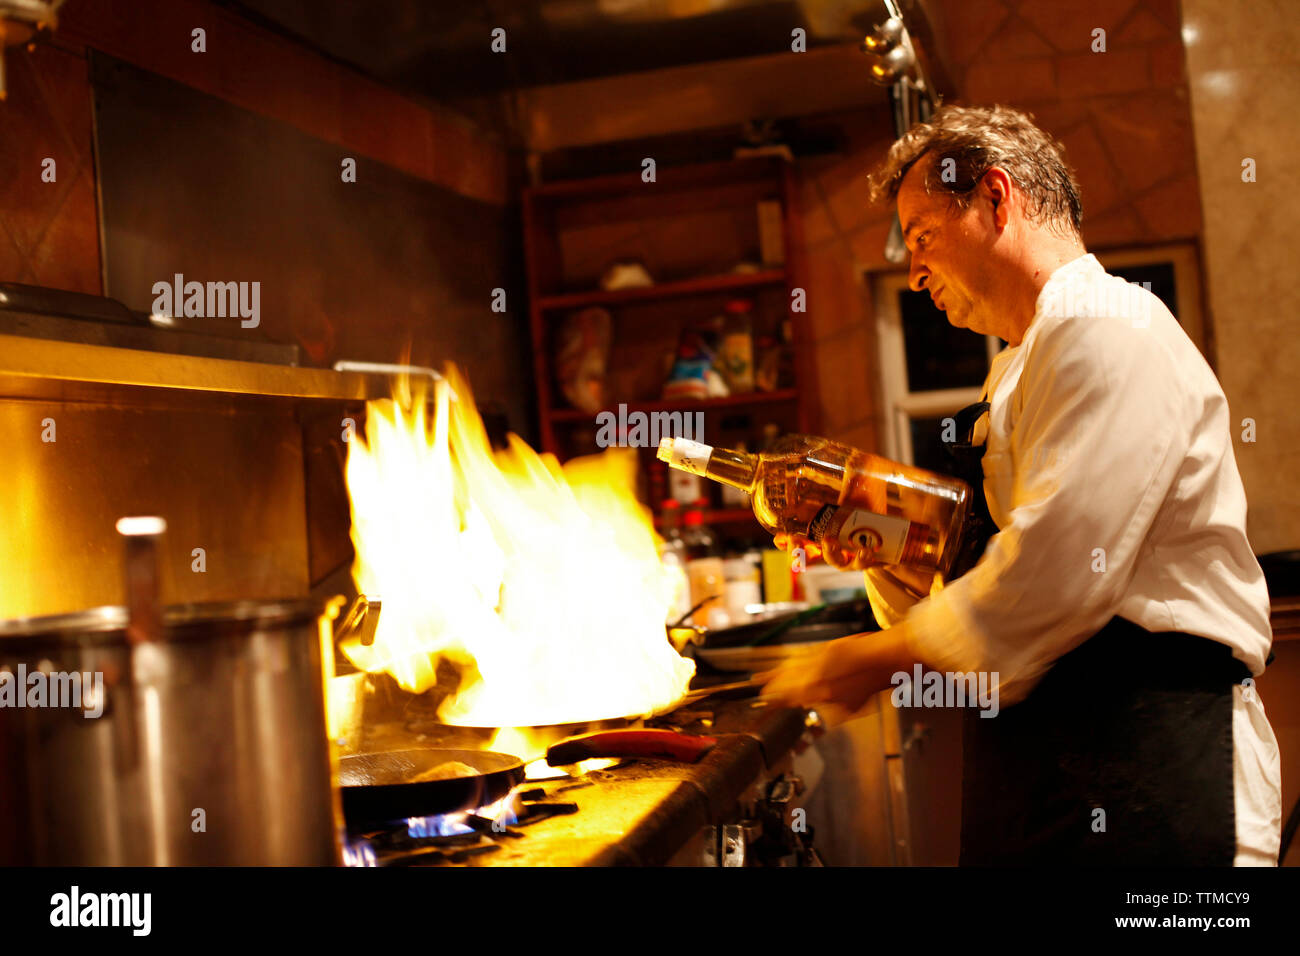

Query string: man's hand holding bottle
[773,530,876,572]
[774,531,937,600]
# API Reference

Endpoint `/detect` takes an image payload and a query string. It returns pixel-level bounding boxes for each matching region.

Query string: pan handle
[335,594,381,647]
[547,729,717,765]
[116,516,166,646]
[682,677,767,702]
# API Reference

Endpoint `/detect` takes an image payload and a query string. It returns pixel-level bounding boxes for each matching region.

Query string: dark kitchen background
[1,0,1296,866]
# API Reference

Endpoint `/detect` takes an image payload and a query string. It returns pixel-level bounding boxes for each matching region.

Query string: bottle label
[660,437,713,477]
[808,506,912,565]
[669,469,702,504]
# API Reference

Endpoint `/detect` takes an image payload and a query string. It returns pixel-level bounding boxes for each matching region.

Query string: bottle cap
[657,436,713,476]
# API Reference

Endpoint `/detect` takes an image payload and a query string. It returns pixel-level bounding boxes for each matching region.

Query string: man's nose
[908,255,929,292]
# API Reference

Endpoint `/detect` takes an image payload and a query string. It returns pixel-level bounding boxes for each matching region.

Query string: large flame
[342,365,694,728]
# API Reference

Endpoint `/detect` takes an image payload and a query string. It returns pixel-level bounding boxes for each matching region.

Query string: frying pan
[339,748,525,826]
[435,677,767,745]
[332,597,768,824]
[338,679,766,825]
[334,596,716,749]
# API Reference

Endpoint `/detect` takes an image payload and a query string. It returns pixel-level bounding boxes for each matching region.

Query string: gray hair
[868,104,1083,235]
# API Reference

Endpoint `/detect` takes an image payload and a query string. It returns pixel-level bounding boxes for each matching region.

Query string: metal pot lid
[0,598,322,646]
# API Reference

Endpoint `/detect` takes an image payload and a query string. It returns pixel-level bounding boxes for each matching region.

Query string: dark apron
[942,398,1251,866]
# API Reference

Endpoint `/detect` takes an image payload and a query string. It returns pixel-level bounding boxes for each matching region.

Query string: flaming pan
[335,597,700,748]
[434,678,765,747]
[337,600,762,742]
[337,680,763,825]
[333,600,764,811]
[339,748,525,825]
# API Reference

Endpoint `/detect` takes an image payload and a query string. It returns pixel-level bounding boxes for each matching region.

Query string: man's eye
[917,233,930,249]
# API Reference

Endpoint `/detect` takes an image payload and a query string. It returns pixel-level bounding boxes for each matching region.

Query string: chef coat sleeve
[900,312,1191,704]
[863,566,942,629]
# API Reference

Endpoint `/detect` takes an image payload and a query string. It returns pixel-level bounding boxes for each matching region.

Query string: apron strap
[942,399,995,580]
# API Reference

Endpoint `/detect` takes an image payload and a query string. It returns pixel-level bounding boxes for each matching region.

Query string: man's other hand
[772,530,880,572]
[757,626,915,724]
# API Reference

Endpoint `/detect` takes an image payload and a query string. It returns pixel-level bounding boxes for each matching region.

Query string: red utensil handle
[546,729,717,765]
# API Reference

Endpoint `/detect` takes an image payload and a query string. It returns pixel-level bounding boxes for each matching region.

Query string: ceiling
[221,0,892,99]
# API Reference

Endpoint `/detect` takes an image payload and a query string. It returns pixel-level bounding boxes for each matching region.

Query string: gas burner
[342,784,580,867]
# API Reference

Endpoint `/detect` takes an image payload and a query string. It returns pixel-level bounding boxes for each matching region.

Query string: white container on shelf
[722,556,763,625]
[687,556,728,629]
[800,563,869,605]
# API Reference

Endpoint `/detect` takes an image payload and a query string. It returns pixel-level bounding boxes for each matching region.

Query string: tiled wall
[1182,0,1300,556]
[795,0,1202,453]
[0,2,531,612]
[0,0,508,300]
[56,0,506,204]
[1181,0,1300,865]
[0,0,530,432]
[0,42,101,294]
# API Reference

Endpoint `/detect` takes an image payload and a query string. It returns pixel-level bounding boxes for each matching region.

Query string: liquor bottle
[716,299,755,393]
[668,465,703,509]
[658,501,692,625]
[681,502,728,628]
[722,552,762,625]
[658,434,970,577]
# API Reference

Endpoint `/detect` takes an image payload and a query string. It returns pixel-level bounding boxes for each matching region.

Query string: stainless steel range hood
[0,284,391,407]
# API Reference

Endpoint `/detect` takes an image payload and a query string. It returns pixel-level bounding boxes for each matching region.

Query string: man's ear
[982,167,1014,229]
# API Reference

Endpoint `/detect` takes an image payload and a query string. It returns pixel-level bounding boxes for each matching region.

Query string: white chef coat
[867,253,1282,866]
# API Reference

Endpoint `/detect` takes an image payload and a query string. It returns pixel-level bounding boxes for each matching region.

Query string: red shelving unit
[521,156,815,528]
[652,508,755,529]
[547,388,800,423]
[536,268,785,312]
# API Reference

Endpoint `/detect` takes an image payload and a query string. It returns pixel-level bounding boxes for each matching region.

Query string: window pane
[898,289,990,392]
[909,415,958,476]
[1107,262,1179,321]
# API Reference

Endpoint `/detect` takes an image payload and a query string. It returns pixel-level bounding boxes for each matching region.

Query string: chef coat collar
[1035,252,1102,312]
[980,253,1099,396]
[1021,252,1103,346]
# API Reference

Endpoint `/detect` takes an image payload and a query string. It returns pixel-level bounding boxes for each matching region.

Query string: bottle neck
[659,437,757,491]
[705,446,758,492]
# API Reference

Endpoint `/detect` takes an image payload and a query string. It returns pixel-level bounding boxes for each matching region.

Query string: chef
[763,104,1281,866]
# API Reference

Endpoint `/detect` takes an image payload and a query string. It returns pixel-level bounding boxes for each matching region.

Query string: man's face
[896,160,1003,337]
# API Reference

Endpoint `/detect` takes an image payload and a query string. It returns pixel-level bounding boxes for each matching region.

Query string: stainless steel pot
[0,520,342,865]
